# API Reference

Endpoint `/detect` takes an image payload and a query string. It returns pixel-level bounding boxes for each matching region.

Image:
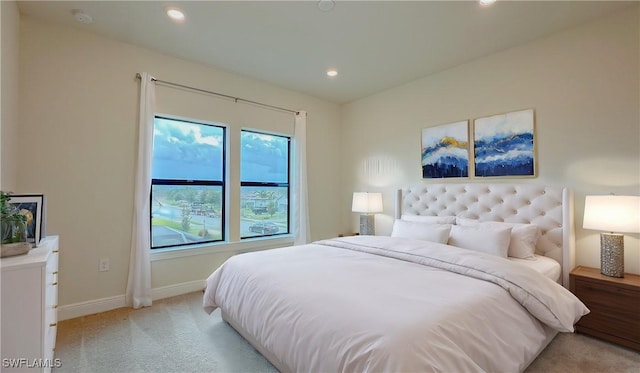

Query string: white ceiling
[17,1,634,104]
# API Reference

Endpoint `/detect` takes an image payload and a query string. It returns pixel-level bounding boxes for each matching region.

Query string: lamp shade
[352,192,383,213]
[583,195,640,233]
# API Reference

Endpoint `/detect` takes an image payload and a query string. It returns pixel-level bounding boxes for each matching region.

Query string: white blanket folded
[317,236,588,332]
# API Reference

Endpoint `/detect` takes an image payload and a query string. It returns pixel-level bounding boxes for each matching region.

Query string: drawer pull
[52,282,58,286]
[53,305,58,309]
[52,250,59,253]
[53,271,59,275]
[49,323,57,327]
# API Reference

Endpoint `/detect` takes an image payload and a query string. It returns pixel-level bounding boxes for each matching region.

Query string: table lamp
[583,195,640,278]
[352,192,383,235]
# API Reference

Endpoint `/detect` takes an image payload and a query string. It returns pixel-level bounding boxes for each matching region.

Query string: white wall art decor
[421,120,469,179]
[473,109,535,177]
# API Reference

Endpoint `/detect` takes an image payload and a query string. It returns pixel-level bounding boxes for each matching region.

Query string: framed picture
[421,120,469,178]
[9,194,45,246]
[473,109,535,177]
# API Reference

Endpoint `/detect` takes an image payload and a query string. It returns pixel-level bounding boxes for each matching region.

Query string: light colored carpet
[54,291,639,373]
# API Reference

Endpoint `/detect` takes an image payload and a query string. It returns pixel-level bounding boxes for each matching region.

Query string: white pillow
[448,225,512,258]
[401,214,456,225]
[456,217,540,259]
[391,220,452,244]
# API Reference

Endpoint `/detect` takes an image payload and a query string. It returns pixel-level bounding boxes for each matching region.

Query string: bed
[203,183,588,372]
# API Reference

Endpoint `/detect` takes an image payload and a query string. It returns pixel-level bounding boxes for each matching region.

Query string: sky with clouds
[152,118,288,182]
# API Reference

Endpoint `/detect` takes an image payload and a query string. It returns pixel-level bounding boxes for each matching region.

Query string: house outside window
[150,116,225,249]
[240,130,290,238]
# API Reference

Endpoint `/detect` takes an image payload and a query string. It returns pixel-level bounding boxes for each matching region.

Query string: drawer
[45,273,58,309]
[578,305,640,343]
[45,283,58,331]
[574,279,640,312]
[45,253,59,322]
[45,317,57,356]
[45,246,59,356]
[578,294,640,324]
[46,247,59,280]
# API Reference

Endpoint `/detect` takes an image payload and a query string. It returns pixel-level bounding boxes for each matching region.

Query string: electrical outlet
[99,258,110,272]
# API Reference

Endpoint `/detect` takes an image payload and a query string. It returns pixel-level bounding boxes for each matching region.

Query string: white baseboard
[58,280,206,321]
[151,279,205,301]
[58,294,127,321]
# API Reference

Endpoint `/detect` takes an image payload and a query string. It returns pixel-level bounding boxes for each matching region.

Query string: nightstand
[569,266,640,351]
[338,233,359,237]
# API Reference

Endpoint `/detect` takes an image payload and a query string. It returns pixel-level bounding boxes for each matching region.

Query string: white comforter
[204,236,588,373]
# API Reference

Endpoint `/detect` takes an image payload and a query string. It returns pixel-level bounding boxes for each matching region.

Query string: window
[240,130,290,239]
[151,117,225,249]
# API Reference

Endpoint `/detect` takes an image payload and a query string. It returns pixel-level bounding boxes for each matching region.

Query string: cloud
[422,146,468,165]
[422,121,468,147]
[152,118,224,180]
[475,149,532,164]
[474,110,534,141]
[241,132,288,182]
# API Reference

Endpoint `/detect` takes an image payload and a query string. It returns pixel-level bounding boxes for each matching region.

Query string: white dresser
[1,236,59,372]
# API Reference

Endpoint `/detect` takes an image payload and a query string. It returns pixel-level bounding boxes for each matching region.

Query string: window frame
[150,115,226,250]
[240,129,291,239]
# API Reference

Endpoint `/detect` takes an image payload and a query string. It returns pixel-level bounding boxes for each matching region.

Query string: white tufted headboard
[395,184,575,288]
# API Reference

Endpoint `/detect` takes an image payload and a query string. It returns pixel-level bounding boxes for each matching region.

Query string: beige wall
[15,6,640,309]
[1,0,20,191]
[341,9,640,274]
[18,17,342,306]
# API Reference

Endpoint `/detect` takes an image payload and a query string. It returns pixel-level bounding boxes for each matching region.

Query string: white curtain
[126,72,155,308]
[293,111,310,245]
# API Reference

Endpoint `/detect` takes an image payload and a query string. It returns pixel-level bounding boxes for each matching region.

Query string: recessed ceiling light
[166,8,185,22]
[71,9,93,24]
[479,0,496,6]
[318,0,335,12]
[327,69,338,77]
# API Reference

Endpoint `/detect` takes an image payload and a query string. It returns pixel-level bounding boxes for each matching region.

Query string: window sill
[150,235,295,262]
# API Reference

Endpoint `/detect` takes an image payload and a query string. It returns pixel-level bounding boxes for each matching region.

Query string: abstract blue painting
[474,109,535,177]
[421,120,469,178]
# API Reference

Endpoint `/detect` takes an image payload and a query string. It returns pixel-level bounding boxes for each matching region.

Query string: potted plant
[1,191,30,257]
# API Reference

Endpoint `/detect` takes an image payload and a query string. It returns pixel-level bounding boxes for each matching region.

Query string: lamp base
[600,233,624,278]
[359,214,375,236]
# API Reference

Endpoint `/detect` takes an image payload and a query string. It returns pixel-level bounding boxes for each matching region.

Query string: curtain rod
[135,73,299,115]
